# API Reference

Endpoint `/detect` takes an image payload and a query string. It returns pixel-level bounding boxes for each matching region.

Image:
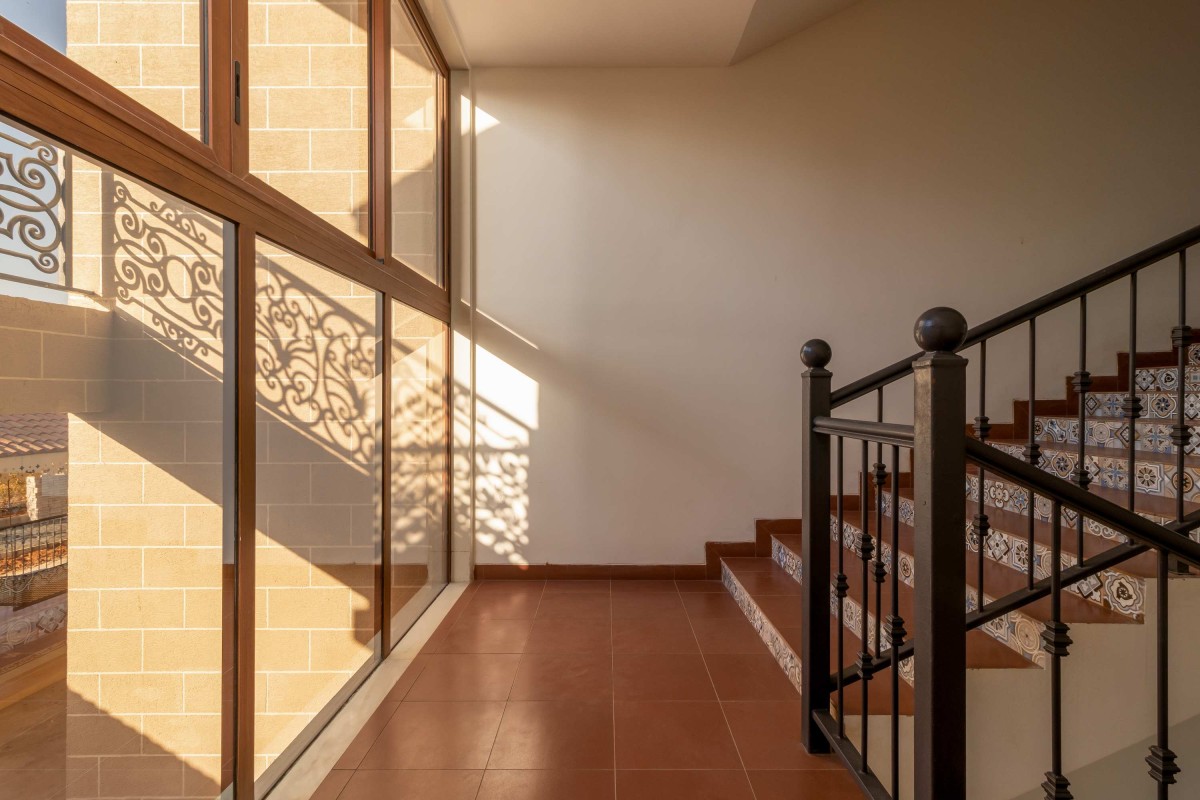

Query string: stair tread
[721,556,915,716]
[989,438,1200,468]
[823,512,1137,625]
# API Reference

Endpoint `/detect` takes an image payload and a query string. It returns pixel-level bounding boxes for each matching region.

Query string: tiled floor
[315,579,860,799]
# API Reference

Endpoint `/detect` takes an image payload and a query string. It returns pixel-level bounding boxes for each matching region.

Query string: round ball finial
[913,307,968,353]
[801,339,832,369]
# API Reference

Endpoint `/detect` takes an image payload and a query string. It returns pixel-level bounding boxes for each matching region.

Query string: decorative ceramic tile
[772,537,802,582]
[1086,391,1197,420]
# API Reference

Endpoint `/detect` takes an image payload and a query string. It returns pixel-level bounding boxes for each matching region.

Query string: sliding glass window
[0,113,234,799]
[248,0,372,245]
[390,0,442,285]
[253,239,380,789]
[2,0,207,140]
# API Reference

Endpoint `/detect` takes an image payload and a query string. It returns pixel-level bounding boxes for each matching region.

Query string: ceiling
[426,0,861,68]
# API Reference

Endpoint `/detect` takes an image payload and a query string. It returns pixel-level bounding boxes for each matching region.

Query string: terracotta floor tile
[405,654,521,702]
[613,653,715,701]
[524,618,613,653]
[476,770,615,800]
[747,769,863,799]
[459,591,543,620]
[433,618,534,654]
[358,702,505,770]
[681,593,748,619]
[674,580,728,593]
[722,702,846,771]
[536,593,613,620]
[615,770,755,800]
[705,654,799,701]
[614,702,741,770]
[611,616,699,654]
[689,617,771,654]
[310,769,353,800]
[475,580,546,593]
[509,653,614,701]
[338,769,483,800]
[611,592,687,620]
[383,658,428,702]
[333,702,399,770]
[610,579,678,593]
[543,580,611,593]
[487,701,614,769]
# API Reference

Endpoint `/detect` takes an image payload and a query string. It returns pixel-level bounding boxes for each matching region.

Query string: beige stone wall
[66,0,203,137]
[249,0,371,244]
[252,241,378,779]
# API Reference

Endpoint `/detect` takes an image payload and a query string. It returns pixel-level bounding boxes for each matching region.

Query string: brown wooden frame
[0,1,453,797]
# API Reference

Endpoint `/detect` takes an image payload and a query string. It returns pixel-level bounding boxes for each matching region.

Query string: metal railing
[800,258,1200,798]
[1,513,68,578]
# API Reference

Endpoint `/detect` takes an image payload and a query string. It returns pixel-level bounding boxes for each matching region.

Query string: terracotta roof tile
[0,413,68,458]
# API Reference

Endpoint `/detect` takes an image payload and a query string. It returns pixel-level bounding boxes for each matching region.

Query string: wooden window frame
[0,2,454,797]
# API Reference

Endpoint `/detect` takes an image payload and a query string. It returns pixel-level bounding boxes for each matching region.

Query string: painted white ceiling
[429,0,860,68]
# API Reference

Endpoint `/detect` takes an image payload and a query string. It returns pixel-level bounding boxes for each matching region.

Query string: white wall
[463,0,1200,567]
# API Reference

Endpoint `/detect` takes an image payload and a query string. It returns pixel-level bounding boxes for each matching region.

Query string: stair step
[831,510,1137,624]
[1084,390,1196,420]
[1035,416,1199,457]
[720,556,914,715]
[988,439,1200,504]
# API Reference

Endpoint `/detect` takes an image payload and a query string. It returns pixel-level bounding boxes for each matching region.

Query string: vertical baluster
[1126,272,1142,512]
[1147,550,1180,797]
[1172,251,1190,526]
[1026,320,1040,590]
[1028,489,1037,590]
[859,439,873,773]
[888,443,906,799]
[1074,296,1092,565]
[975,340,991,602]
[873,389,887,660]
[1042,501,1073,800]
[836,436,848,739]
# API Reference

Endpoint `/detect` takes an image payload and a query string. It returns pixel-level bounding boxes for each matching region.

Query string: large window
[0,115,234,800]
[390,1,442,284]
[248,0,372,245]
[0,0,451,796]
[2,0,206,140]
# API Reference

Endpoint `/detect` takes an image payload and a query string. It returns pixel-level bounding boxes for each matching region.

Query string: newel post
[800,339,833,753]
[912,308,969,799]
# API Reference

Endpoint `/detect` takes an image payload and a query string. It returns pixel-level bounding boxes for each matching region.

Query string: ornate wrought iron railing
[799,225,1200,799]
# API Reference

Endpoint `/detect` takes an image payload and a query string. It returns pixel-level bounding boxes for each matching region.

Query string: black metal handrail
[812,417,915,447]
[831,223,1200,408]
[965,438,1200,566]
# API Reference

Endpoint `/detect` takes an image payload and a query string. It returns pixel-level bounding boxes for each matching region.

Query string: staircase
[717,228,1200,799]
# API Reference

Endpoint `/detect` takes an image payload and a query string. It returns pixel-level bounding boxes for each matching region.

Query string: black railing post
[911,308,969,799]
[800,338,833,754]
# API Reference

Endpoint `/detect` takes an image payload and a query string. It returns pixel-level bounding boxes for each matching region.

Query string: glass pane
[390,2,440,284]
[0,0,206,139]
[249,0,371,245]
[390,300,447,645]
[0,115,232,798]
[254,240,380,788]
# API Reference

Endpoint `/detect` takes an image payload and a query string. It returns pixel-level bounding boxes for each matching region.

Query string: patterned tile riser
[880,494,1147,621]
[1034,416,1199,457]
[989,441,1200,504]
[1132,364,1200,393]
[1086,391,1200,421]
[722,563,804,694]
[772,537,802,583]
[822,518,1059,666]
